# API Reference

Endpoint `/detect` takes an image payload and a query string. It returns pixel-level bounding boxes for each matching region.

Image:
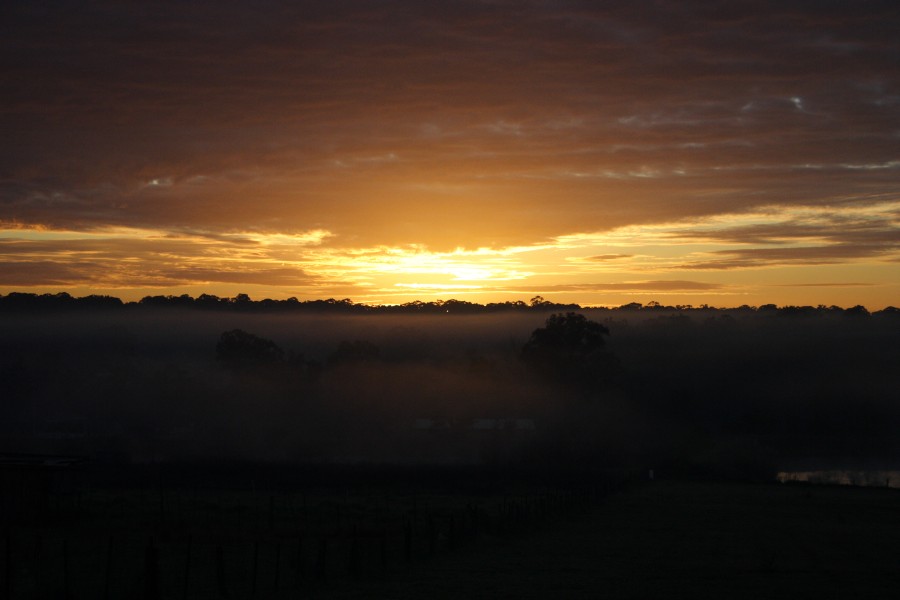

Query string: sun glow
[2,199,899,308]
[322,246,534,285]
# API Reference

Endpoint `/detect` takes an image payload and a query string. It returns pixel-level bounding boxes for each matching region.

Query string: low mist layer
[2,305,898,479]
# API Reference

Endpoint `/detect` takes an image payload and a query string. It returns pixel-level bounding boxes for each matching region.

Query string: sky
[2,0,899,308]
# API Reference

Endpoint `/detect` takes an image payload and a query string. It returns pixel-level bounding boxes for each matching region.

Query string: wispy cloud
[508,281,724,292]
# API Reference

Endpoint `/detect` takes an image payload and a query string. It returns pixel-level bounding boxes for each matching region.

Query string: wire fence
[1,465,634,599]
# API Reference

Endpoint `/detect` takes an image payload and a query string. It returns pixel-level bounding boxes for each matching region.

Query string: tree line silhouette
[1,291,896,318]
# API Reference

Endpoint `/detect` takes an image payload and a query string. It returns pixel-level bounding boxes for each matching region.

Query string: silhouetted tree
[874,306,899,317]
[77,294,123,310]
[521,312,618,388]
[140,294,195,308]
[196,293,225,309]
[618,302,643,311]
[844,304,870,317]
[530,295,550,308]
[216,329,284,370]
[230,293,253,312]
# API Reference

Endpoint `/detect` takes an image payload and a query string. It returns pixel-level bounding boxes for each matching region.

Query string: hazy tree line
[0,291,896,318]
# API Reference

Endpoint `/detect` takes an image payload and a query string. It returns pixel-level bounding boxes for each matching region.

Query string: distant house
[409,417,537,433]
[471,418,536,432]
[36,419,88,441]
[0,453,84,469]
[411,418,452,431]
[403,417,539,464]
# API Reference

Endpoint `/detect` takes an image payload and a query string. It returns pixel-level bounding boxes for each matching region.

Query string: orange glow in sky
[1,2,898,308]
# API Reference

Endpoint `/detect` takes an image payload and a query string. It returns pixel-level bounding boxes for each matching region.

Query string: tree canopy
[215,329,284,370]
[521,312,618,388]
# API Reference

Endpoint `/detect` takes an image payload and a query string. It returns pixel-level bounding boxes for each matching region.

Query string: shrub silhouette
[216,329,284,370]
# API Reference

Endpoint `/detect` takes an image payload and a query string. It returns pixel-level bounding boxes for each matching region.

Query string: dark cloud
[668,212,900,247]
[162,267,313,287]
[0,235,313,288]
[0,235,237,257]
[1,0,899,247]
[681,244,896,270]
[663,205,900,270]
[772,282,874,287]
[0,261,86,286]
[587,254,634,261]
[0,258,313,288]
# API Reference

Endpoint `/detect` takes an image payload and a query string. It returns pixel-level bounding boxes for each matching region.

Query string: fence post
[158,468,166,533]
[348,526,361,580]
[379,531,387,576]
[216,544,228,599]
[295,537,303,589]
[104,535,114,600]
[250,541,259,599]
[32,534,42,596]
[144,538,160,600]
[4,530,11,600]
[428,515,436,557]
[182,535,192,600]
[302,494,308,528]
[404,519,412,563]
[62,539,70,600]
[314,539,328,584]
[449,514,457,551]
[273,541,281,591]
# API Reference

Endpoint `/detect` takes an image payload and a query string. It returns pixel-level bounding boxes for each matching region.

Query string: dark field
[4,467,899,599]
[323,480,900,599]
[2,462,624,599]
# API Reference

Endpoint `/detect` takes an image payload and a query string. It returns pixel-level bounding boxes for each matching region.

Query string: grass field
[4,468,900,598]
[323,479,900,599]
[1,463,619,598]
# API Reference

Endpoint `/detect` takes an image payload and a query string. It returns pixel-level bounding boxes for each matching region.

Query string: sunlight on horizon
[2,196,898,308]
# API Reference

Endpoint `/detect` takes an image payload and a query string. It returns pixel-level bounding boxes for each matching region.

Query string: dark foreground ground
[323,480,900,600]
[4,469,899,599]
